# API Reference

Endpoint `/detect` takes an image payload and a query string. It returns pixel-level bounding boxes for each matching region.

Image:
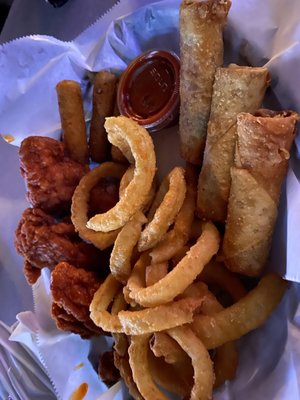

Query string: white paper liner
[0,0,299,399]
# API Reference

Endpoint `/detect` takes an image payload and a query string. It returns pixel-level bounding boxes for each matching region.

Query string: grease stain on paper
[69,382,88,400]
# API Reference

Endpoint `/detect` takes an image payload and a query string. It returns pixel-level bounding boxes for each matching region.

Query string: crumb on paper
[2,134,15,143]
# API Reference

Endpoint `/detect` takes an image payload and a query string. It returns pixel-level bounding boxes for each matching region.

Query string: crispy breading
[15,208,103,283]
[19,136,88,214]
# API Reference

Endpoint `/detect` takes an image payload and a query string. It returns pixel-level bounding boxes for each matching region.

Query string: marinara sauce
[117,50,180,132]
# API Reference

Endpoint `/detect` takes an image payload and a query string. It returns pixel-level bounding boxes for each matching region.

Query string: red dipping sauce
[117,50,180,132]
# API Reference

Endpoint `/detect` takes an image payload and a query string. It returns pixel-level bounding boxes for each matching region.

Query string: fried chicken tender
[15,208,102,284]
[51,262,104,338]
[19,136,88,214]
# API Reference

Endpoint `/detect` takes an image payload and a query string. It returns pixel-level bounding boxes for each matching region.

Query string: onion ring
[138,167,186,252]
[168,326,215,400]
[87,116,156,232]
[199,290,239,388]
[111,290,128,357]
[71,162,126,249]
[145,261,168,287]
[192,273,288,349]
[127,222,220,307]
[199,260,247,302]
[114,351,144,400]
[150,332,188,366]
[149,166,196,263]
[90,276,202,335]
[119,165,134,197]
[119,165,157,213]
[148,351,192,398]
[110,211,147,283]
[213,341,238,388]
[118,296,203,335]
[90,274,123,333]
[128,334,168,400]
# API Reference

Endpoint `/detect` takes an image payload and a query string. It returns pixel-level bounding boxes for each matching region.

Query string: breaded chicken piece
[19,136,88,214]
[51,262,103,338]
[15,208,102,284]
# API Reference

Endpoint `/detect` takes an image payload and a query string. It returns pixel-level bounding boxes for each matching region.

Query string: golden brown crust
[222,110,298,276]
[89,71,118,163]
[56,80,89,165]
[197,66,269,221]
[235,110,298,202]
[179,0,231,165]
[222,167,278,276]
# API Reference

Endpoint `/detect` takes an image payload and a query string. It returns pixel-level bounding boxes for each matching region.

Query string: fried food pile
[14,0,299,398]
[82,116,288,400]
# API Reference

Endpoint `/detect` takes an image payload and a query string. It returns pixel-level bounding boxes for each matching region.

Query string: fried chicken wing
[51,262,104,338]
[15,208,103,284]
[19,136,88,214]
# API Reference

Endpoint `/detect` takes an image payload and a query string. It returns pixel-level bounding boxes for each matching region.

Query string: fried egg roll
[56,80,88,165]
[197,65,269,221]
[89,71,118,163]
[222,110,298,276]
[179,0,231,165]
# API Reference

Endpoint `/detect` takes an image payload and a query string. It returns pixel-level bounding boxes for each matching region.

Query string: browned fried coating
[50,262,105,338]
[15,208,102,283]
[98,351,120,386]
[23,259,41,285]
[51,303,100,339]
[19,136,88,214]
[51,262,101,322]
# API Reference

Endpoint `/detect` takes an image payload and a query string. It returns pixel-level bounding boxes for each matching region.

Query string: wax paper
[0,0,300,399]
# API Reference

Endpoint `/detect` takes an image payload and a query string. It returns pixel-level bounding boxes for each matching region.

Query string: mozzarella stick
[56,80,88,165]
[179,0,231,165]
[197,65,269,221]
[222,110,298,276]
[89,70,118,163]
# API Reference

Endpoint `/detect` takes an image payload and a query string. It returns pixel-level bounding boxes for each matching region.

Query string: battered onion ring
[111,290,128,357]
[118,297,203,335]
[87,116,156,232]
[90,275,203,334]
[119,165,134,197]
[145,262,168,287]
[138,167,186,252]
[149,168,196,263]
[128,334,168,400]
[119,165,157,213]
[71,162,126,249]
[114,351,144,400]
[213,342,239,388]
[148,352,192,398]
[109,211,147,283]
[127,222,220,307]
[150,332,188,366]
[199,260,247,302]
[167,326,214,400]
[192,273,288,349]
[90,274,123,332]
[198,290,239,388]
